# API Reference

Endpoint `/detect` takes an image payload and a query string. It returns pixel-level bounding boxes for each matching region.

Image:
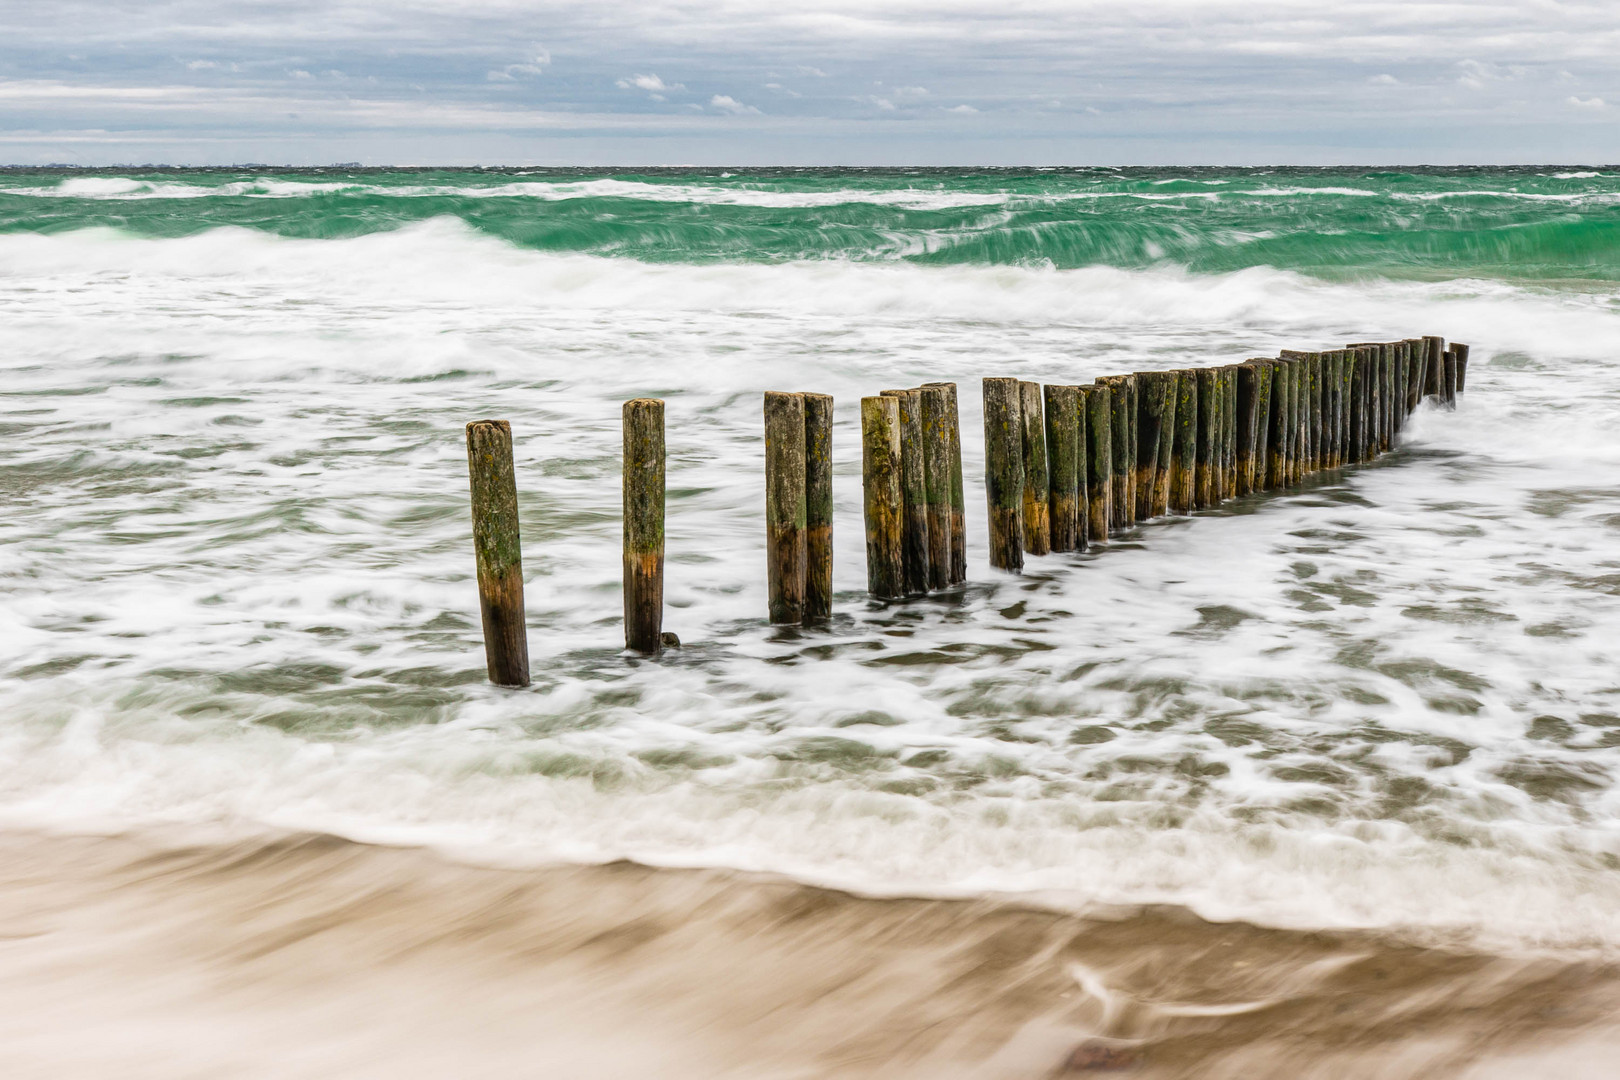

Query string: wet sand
[1,829,1617,1078]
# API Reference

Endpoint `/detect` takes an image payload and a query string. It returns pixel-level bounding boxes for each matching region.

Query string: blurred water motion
[0,830,1616,1078]
[4,167,1620,1074]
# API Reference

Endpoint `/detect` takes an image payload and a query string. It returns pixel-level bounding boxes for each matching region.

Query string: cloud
[1368,74,1399,86]
[869,95,895,110]
[709,94,760,114]
[1567,95,1605,109]
[617,73,683,94]
[488,49,551,81]
[185,60,219,71]
[943,104,978,114]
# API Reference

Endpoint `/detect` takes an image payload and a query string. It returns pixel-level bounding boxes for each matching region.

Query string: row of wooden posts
[466,335,1468,686]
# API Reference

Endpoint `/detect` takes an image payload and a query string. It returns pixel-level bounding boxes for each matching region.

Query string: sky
[2,0,1618,166]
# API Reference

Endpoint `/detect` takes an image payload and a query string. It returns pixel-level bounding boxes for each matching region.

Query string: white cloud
[796,66,829,78]
[709,94,760,114]
[617,73,683,94]
[488,49,550,82]
[869,95,896,110]
[943,104,978,114]
[1368,74,1399,86]
[1567,95,1605,109]
[185,60,218,71]
[894,86,929,100]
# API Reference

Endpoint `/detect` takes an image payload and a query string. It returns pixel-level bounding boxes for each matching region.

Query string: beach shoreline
[1,826,1615,1079]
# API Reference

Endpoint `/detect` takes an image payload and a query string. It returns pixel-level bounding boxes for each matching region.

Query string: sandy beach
[0,828,1614,1079]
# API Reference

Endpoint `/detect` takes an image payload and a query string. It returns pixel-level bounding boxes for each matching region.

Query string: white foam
[3,223,1620,952]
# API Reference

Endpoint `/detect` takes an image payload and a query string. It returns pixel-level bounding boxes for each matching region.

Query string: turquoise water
[3,166,1618,278]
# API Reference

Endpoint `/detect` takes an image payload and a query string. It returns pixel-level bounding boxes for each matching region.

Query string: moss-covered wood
[924,381,967,584]
[1170,370,1197,512]
[1083,384,1112,543]
[882,389,930,595]
[621,400,666,655]
[860,395,904,600]
[764,391,808,623]
[919,385,952,590]
[466,418,530,686]
[982,377,1025,572]
[1018,381,1051,556]
[803,392,834,620]
[1044,383,1081,553]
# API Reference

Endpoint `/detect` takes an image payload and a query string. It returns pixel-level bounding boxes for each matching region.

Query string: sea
[2,166,1619,1074]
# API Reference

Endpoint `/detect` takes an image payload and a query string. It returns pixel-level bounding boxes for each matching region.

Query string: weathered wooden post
[1454,343,1470,396]
[1422,336,1445,403]
[621,401,666,655]
[1251,360,1275,489]
[1320,350,1339,469]
[1281,352,1314,477]
[982,377,1024,572]
[1392,341,1409,437]
[1045,384,1082,553]
[1154,372,1178,517]
[882,389,930,595]
[1170,370,1197,512]
[1134,371,1165,521]
[861,396,900,599]
[1019,381,1051,556]
[861,396,904,600]
[466,419,530,686]
[1194,367,1218,507]
[1099,375,1135,528]
[1222,366,1239,497]
[1235,363,1259,496]
[1442,347,1459,408]
[920,385,952,590]
[1083,384,1113,543]
[764,391,808,623]
[924,382,968,584]
[1404,338,1424,417]
[803,393,834,620]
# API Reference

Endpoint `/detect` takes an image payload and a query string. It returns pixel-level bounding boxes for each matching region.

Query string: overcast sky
[3,0,1617,166]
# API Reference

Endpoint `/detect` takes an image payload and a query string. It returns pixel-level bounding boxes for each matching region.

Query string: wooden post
[861,396,904,600]
[1194,367,1217,507]
[1154,372,1178,517]
[1170,370,1197,512]
[919,385,952,590]
[1394,341,1405,436]
[1454,343,1470,396]
[466,419,530,686]
[982,377,1024,572]
[802,393,834,620]
[1083,384,1112,543]
[1442,348,1459,408]
[1235,363,1259,496]
[764,391,808,623]
[1282,351,1315,477]
[1357,346,1375,462]
[1403,338,1424,417]
[1264,360,1287,489]
[1045,384,1082,553]
[1099,375,1135,528]
[924,382,967,584]
[1422,336,1445,402]
[1134,371,1165,521]
[621,402,666,656]
[1019,381,1051,556]
[882,389,930,595]
[1321,350,1338,469]
[1074,388,1090,551]
[1218,365,1231,495]
[1251,361,1275,489]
